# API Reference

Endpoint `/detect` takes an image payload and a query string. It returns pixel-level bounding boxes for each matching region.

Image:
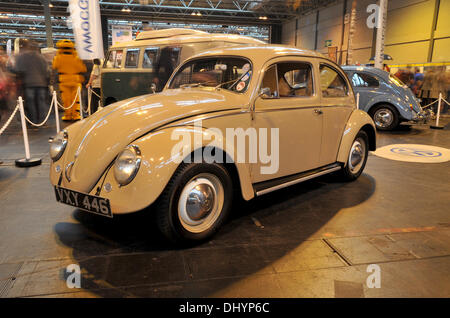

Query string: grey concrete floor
[0,111,449,298]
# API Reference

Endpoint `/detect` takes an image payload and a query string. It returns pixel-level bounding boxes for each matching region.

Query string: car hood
[62,88,246,192]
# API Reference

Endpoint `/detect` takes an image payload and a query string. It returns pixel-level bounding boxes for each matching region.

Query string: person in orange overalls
[52,40,86,121]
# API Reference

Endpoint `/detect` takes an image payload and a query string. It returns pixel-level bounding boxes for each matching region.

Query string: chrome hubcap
[374,109,393,128]
[348,138,366,174]
[186,183,215,221]
[178,173,224,233]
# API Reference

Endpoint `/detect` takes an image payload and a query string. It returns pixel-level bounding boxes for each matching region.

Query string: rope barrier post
[78,86,84,120]
[15,96,42,168]
[356,92,360,110]
[430,93,444,129]
[53,90,60,133]
[88,86,92,116]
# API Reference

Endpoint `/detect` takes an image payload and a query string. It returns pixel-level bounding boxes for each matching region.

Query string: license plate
[54,186,112,218]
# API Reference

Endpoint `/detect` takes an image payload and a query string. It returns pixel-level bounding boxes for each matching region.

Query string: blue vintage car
[342,66,428,130]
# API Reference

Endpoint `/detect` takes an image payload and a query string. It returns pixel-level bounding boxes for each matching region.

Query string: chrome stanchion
[88,86,92,116]
[78,86,84,120]
[430,93,444,129]
[53,90,60,133]
[15,96,42,167]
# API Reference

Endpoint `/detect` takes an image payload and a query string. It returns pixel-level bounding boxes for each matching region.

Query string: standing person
[86,58,101,114]
[52,39,86,121]
[0,47,9,114]
[13,40,49,124]
[413,67,424,96]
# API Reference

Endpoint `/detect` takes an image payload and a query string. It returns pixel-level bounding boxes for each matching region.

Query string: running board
[254,163,342,196]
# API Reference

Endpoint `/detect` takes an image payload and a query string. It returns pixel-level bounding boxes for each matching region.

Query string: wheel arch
[337,109,377,165]
[367,101,399,116]
[94,126,255,214]
[360,124,376,151]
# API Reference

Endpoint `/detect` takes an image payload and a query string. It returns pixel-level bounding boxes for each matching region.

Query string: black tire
[104,97,117,106]
[155,162,233,244]
[370,104,399,131]
[339,130,369,181]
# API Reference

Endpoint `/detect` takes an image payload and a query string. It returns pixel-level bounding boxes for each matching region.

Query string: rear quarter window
[319,64,349,97]
[351,72,379,88]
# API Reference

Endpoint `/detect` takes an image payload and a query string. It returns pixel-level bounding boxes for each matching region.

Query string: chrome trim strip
[254,106,319,113]
[255,165,342,196]
[166,109,250,127]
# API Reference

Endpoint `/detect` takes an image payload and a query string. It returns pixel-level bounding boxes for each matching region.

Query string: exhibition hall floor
[0,114,449,298]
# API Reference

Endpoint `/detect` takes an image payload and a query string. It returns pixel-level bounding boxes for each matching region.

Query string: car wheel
[104,97,117,106]
[339,130,369,181]
[155,162,233,244]
[370,104,399,130]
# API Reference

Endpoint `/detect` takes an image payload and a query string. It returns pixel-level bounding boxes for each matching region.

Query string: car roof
[110,28,266,48]
[187,45,327,62]
[341,65,389,77]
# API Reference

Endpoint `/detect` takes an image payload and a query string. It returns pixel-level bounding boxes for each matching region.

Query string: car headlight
[50,130,68,161]
[114,145,141,186]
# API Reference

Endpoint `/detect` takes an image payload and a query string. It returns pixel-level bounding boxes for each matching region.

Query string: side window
[125,49,139,68]
[278,62,313,97]
[260,65,278,98]
[104,49,123,68]
[352,72,379,87]
[320,64,349,97]
[143,48,158,69]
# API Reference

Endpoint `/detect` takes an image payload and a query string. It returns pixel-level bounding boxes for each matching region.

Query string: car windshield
[168,57,252,93]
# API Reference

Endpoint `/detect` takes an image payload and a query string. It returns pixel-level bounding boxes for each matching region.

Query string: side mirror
[150,83,157,93]
[259,87,272,98]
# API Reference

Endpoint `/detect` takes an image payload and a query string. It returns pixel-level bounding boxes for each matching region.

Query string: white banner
[112,25,133,45]
[68,0,104,60]
[374,0,388,69]
[6,39,11,56]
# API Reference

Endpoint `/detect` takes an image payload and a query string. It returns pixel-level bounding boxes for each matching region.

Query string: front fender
[90,126,254,214]
[337,110,376,165]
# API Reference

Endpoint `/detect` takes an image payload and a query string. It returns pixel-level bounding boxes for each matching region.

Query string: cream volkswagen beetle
[50,45,376,243]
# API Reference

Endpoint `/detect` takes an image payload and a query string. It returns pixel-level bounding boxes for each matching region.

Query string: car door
[251,58,323,183]
[318,63,354,167]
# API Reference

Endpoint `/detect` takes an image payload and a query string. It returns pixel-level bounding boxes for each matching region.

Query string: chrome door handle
[314,109,323,115]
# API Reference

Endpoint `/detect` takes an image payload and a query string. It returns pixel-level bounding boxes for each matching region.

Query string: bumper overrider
[411,109,433,123]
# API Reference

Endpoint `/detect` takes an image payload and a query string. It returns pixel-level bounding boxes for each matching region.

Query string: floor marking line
[322,239,353,266]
